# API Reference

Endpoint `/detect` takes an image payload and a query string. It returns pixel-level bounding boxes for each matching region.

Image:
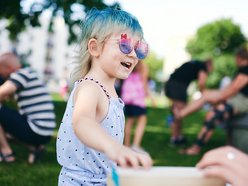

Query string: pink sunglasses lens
[135,41,148,59]
[119,39,149,59]
[119,39,133,54]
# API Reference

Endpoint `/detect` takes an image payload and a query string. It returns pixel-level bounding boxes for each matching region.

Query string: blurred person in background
[0,52,56,163]
[165,59,213,145]
[175,47,248,155]
[121,61,154,153]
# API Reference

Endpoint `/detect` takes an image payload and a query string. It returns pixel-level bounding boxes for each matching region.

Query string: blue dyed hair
[72,8,144,81]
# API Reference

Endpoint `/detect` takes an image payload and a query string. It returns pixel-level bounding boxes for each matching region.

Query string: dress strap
[77,77,110,99]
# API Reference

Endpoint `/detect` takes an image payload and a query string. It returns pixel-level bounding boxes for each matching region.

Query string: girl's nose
[127,47,137,58]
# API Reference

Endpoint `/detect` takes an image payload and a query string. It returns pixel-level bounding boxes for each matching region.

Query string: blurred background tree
[186,18,246,58]
[186,18,247,88]
[144,51,164,93]
[0,0,120,43]
[144,51,164,81]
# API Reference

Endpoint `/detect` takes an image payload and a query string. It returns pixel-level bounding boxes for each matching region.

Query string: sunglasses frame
[118,38,149,60]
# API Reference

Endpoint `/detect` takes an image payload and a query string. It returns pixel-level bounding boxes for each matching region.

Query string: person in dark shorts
[165,59,213,145]
[0,52,56,163]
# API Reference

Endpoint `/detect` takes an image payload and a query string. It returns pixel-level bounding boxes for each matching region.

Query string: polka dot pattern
[57,78,125,185]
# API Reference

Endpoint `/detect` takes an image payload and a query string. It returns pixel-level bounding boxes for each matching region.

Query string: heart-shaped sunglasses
[119,38,149,59]
[107,34,149,60]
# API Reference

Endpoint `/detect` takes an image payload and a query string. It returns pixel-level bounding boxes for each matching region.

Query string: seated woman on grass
[174,46,248,155]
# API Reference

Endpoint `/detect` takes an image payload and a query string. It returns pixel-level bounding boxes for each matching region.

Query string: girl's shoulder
[74,78,110,100]
[74,80,102,99]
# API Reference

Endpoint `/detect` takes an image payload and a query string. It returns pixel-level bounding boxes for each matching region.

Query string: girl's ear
[88,38,100,57]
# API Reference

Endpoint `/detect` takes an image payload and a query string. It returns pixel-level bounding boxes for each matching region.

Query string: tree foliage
[206,54,236,88]
[0,0,120,43]
[186,18,246,59]
[186,18,247,88]
[144,51,164,81]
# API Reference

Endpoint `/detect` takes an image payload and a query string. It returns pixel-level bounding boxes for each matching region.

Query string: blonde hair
[71,8,144,82]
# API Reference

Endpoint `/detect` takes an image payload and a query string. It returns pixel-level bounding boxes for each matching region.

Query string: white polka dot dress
[56,78,125,185]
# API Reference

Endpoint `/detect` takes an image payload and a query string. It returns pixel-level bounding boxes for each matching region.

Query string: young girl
[56,8,152,185]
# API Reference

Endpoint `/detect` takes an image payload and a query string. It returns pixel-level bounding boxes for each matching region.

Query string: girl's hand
[105,144,153,169]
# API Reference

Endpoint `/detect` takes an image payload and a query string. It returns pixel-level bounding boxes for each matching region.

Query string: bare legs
[133,115,147,147]
[170,100,186,143]
[0,124,45,163]
[185,126,214,155]
[170,95,209,146]
[0,125,15,162]
[185,103,233,155]
[124,117,135,146]
[124,115,147,148]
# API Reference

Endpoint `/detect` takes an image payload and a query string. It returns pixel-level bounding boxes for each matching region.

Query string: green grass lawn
[0,101,227,186]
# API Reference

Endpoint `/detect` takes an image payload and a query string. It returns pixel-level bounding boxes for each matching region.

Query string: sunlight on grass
[183,123,202,134]
[145,126,167,134]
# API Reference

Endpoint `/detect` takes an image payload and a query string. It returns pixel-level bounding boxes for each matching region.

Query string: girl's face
[98,32,147,79]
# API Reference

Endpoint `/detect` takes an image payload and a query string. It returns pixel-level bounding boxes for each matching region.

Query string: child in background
[56,8,152,185]
[121,62,152,152]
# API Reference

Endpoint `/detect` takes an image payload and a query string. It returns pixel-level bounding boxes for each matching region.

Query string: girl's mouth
[121,62,132,69]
